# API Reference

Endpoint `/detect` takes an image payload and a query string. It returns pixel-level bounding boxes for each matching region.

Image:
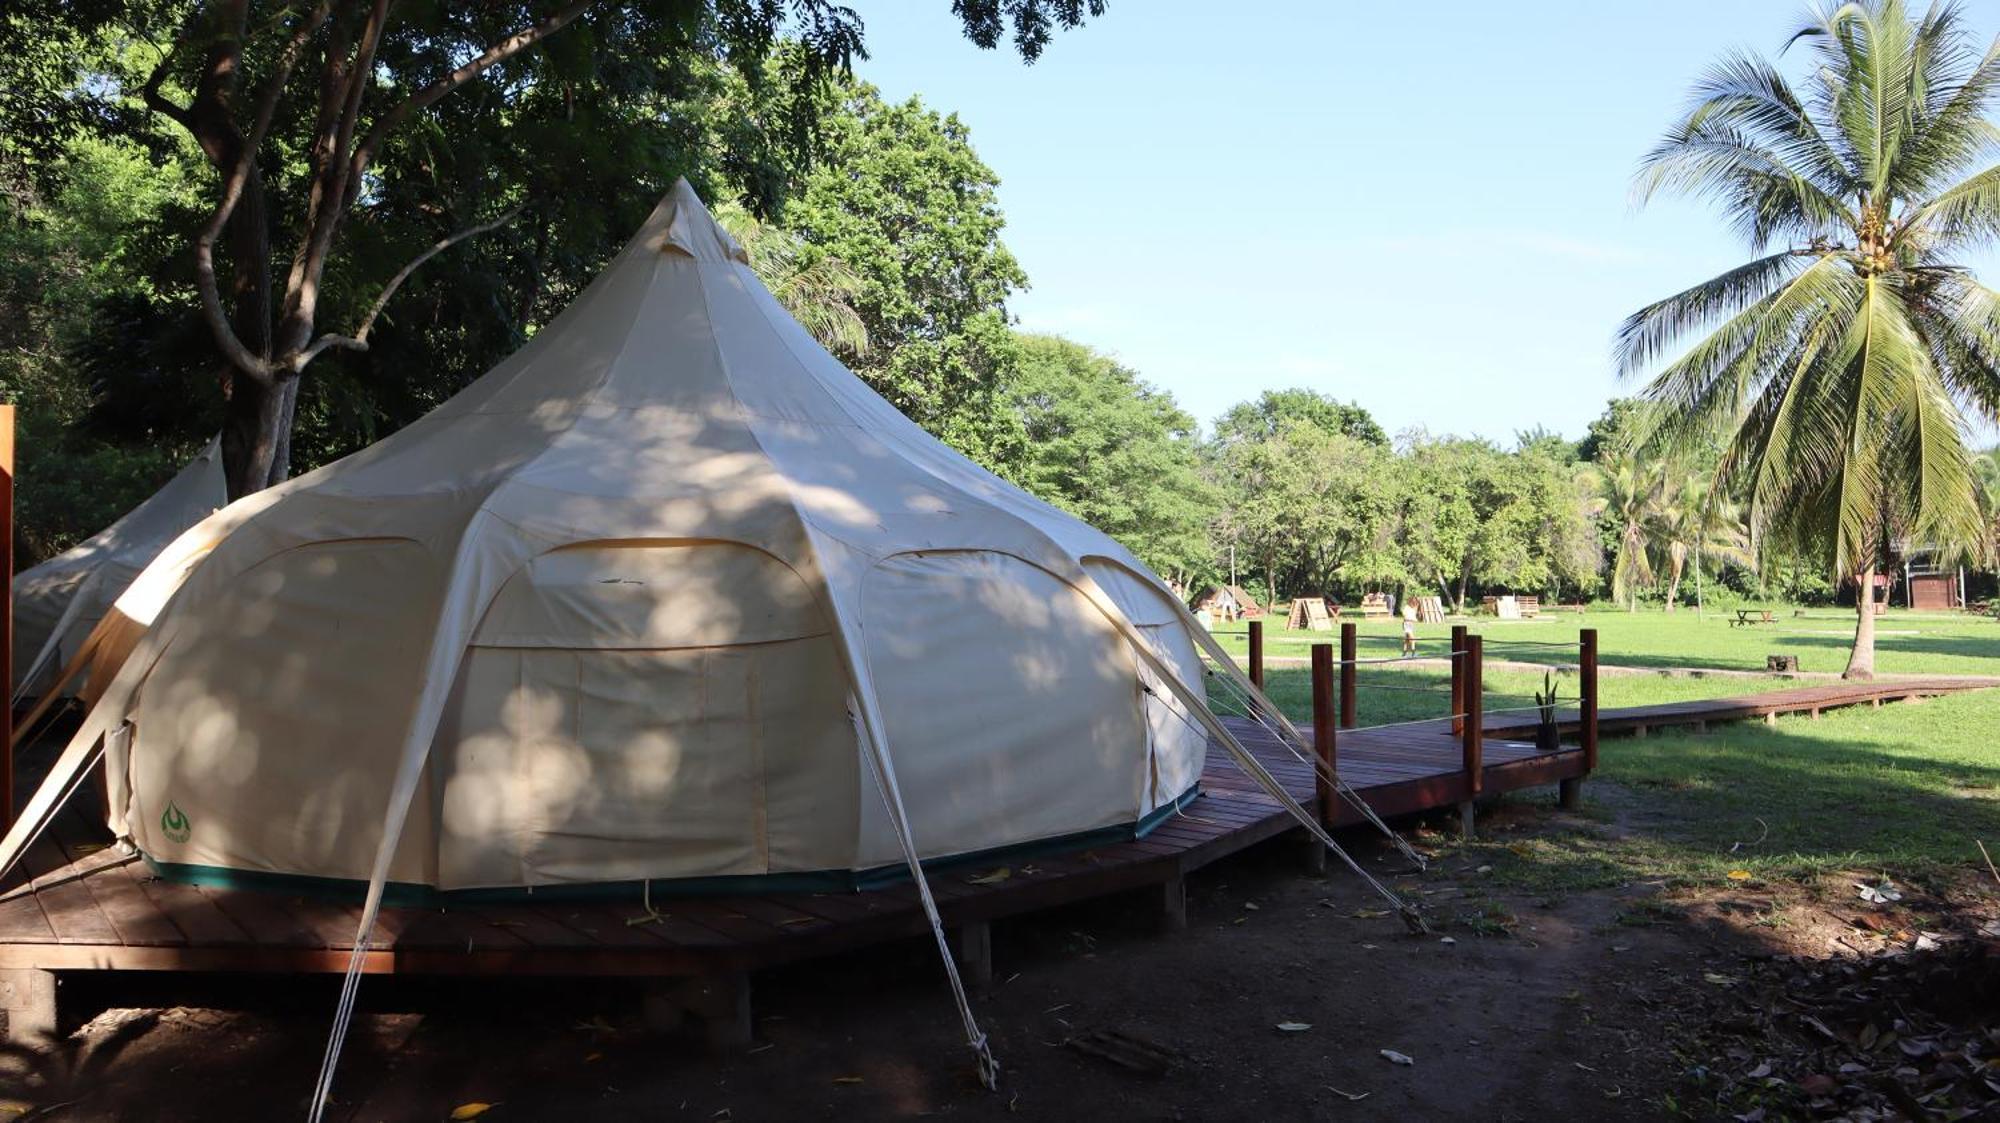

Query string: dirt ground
[3,790,1994,1122]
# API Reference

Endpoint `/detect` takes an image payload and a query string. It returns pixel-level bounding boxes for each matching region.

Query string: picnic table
[1732,608,1775,627]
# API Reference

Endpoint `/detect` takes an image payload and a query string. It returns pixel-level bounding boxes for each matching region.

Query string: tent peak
[638,178,749,266]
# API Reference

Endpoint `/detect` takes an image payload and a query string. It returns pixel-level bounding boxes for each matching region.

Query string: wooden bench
[1359,593,1391,619]
[1732,609,1775,627]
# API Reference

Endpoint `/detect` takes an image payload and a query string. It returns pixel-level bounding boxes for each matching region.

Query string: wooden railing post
[1458,633,1483,837]
[1338,622,1357,729]
[1562,627,1598,811]
[1449,623,1468,735]
[1310,642,1336,827]
[1247,619,1264,690]
[1580,627,1599,773]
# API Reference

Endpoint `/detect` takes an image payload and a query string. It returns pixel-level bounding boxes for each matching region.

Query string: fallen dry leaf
[1379,1049,1414,1066]
[450,1105,495,1121]
[1275,1022,1311,1033]
[966,868,1011,886]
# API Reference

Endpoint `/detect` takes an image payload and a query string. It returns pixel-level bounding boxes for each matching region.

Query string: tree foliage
[783,79,1029,464]
[0,1,1103,498]
[1212,388,1387,450]
[1007,334,1213,584]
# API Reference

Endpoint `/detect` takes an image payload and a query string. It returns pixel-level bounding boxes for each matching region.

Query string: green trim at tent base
[142,784,1204,909]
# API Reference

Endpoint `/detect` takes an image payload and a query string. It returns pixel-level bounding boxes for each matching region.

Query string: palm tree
[1619,0,2000,678]
[713,203,870,355]
[1581,452,1666,612]
[1657,473,1759,615]
[1975,449,2000,588]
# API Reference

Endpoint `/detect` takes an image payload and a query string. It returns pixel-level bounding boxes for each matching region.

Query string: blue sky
[854,1,2000,444]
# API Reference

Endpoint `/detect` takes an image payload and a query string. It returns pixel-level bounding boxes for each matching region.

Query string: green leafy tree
[1007,334,1214,586]
[1215,420,1402,605]
[1619,0,2000,677]
[2,1,1105,498]
[1395,438,1480,608]
[1212,388,1388,450]
[1576,398,1646,465]
[783,80,1030,468]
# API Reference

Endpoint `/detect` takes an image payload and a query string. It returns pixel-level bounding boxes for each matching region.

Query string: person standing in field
[1401,598,1418,658]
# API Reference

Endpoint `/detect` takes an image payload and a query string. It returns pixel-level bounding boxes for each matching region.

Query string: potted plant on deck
[1534,671,1562,752]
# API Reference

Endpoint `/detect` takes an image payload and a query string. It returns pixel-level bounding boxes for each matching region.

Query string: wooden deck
[1488,675,1999,739]
[0,671,1987,1038]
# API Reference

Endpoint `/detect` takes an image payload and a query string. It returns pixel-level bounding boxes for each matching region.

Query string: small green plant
[1535,670,1562,725]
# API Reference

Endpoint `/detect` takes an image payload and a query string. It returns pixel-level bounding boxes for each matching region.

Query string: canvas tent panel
[126,538,441,885]
[1081,558,1207,812]
[469,542,828,650]
[858,551,1150,865]
[12,440,226,698]
[433,637,856,888]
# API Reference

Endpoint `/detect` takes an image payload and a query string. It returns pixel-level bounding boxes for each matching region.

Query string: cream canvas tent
[9,438,225,702]
[39,181,1222,899]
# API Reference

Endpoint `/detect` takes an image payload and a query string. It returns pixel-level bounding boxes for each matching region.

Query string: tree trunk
[1664,555,1684,613]
[218,163,279,501]
[1455,573,1468,615]
[1843,565,1877,680]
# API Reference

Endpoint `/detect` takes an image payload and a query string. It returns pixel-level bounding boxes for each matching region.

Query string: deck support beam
[1457,801,1475,840]
[642,973,753,1048]
[1159,875,1188,932]
[953,921,993,989]
[1558,776,1582,811]
[1297,829,1328,875]
[0,968,58,1045]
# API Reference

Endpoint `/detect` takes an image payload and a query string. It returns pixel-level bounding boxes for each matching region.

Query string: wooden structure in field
[1286,596,1334,631]
[1191,584,1263,622]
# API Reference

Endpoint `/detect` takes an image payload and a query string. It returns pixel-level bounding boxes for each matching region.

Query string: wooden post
[0,405,13,829]
[1564,627,1598,810]
[1338,622,1357,729]
[1159,875,1188,931]
[1579,628,1598,774]
[954,921,994,989]
[1310,642,1336,827]
[1449,623,1468,735]
[1247,619,1264,690]
[1459,634,1483,836]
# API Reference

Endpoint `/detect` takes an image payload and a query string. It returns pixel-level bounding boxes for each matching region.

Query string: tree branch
[293,202,527,369]
[279,0,389,347]
[191,2,331,384]
[345,0,600,195]
[138,31,193,128]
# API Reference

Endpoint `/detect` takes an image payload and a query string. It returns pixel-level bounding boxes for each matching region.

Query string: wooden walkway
[0,672,1987,1039]
[1488,675,1999,739]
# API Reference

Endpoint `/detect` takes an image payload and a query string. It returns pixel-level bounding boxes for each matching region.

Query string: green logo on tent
[160,801,191,844]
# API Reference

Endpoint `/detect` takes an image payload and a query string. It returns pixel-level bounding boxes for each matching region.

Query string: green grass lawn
[1206,606,2000,678]
[1199,605,2000,892]
[1465,689,2000,893]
